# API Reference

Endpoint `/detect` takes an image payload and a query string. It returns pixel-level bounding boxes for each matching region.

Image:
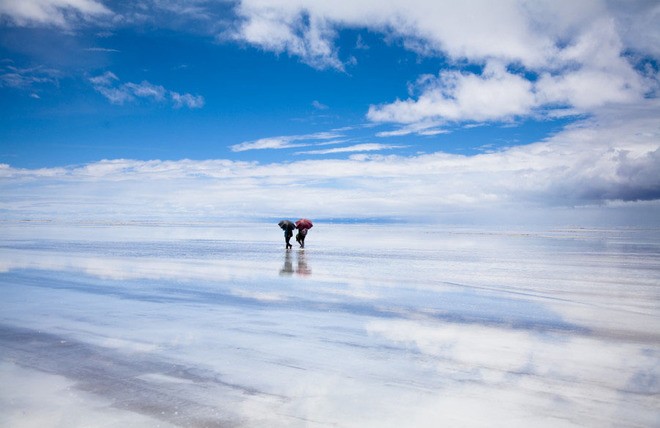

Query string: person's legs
[299,228,307,248]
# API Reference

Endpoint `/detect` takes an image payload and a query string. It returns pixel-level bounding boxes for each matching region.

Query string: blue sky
[1,0,659,225]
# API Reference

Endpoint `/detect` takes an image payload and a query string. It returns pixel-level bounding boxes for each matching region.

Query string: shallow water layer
[0,222,659,427]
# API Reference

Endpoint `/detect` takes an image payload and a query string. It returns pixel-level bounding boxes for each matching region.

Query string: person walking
[278,220,295,249]
[294,218,313,248]
[296,228,307,248]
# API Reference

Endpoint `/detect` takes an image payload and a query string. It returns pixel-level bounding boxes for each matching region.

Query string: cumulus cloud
[367,61,652,129]
[231,0,659,69]
[231,1,343,70]
[230,0,550,70]
[0,0,112,28]
[89,71,204,108]
[368,61,537,125]
[230,0,659,129]
[368,15,656,128]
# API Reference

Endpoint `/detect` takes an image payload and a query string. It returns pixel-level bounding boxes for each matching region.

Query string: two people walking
[278,218,313,249]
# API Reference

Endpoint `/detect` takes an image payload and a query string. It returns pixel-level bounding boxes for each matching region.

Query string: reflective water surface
[1,222,658,427]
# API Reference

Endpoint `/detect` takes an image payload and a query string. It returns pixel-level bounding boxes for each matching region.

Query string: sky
[0,0,659,225]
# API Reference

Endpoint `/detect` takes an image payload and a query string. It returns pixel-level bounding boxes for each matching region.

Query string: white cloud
[124,81,167,101]
[368,61,537,125]
[0,64,59,90]
[0,0,112,28]
[231,1,343,70]
[171,91,205,109]
[230,131,343,152]
[297,143,405,155]
[312,100,328,110]
[536,68,642,110]
[230,136,307,152]
[375,120,447,137]
[229,0,660,68]
[368,21,655,127]
[89,70,118,86]
[140,0,214,21]
[231,0,554,70]
[89,72,204,109]
[607,0,660,59]
[83,47,120,53]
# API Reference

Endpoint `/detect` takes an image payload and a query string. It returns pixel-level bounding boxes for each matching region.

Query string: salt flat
[0,222,658,427]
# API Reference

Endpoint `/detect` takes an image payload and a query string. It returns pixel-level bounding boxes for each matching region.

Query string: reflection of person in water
[279,250,311,276]
[279,251,294,276]
[295,250,311,276]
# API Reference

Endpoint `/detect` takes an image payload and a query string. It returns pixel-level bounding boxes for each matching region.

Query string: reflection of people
[280,251,294,276]
[279,250,311,276]
[295,227,308,248]
[296,250,311,276]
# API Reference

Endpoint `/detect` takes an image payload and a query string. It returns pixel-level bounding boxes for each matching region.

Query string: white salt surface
[0,222,658,427]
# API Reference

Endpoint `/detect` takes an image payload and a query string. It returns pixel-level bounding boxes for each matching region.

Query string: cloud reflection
[367,318,660,426]
[0,224,658,427]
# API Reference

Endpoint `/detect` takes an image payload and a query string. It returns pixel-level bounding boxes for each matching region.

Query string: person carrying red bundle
[294,218,313,248]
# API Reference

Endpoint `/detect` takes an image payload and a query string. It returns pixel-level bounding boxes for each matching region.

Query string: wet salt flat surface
[0,222,659,427]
